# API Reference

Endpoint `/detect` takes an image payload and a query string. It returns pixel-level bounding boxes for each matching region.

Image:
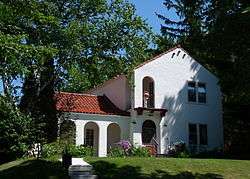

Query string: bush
[68,145,95,157]
[42,143,95,158]
[0,96,33,163]
[42,142,62,158]
[108,147,126,157]
[131,147,150,157]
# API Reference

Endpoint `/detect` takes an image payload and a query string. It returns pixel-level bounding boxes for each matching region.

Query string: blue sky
[129,0,179,34]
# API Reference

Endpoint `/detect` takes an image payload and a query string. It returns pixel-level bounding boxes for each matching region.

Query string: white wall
[134,48,223,153]
[88,75,131,111]
[62,112,130,157]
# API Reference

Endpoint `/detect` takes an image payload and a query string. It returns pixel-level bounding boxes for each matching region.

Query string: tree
[0,96,33,163]
[157,0,207,59]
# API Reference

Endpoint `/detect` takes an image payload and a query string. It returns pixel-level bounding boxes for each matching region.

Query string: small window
[171,53,175,58]
[188,81,196,102]
[85,129,94,147]
[198,83,206,103]
[177,51,181,56]
[182,54,186,59]
[189,124,197,145]
[199,124,208,145]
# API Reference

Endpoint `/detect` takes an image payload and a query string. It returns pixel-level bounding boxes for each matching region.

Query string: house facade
[56,46,224,157]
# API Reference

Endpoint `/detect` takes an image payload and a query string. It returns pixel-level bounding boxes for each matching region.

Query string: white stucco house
[56,46,223,157]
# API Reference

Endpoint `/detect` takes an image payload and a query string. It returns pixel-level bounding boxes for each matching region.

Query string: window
[199,124,208,145]
[198,83,206,103]
[188,82,196,102]
[188,82,207,103]
[143,77,154,108]
[189,123,208,146]
[85,129,94,147]
[189,124,197,145]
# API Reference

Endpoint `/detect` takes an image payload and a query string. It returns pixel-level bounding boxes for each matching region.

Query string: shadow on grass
[90,160,223,179]
[0,159,69,179]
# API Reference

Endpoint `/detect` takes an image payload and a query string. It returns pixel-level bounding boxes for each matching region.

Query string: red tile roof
[55,92,130,116]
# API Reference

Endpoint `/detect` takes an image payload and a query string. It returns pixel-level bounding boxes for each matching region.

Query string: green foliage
[176,151,190,158]
[59,120,76,145]
[68,145,95,157]
[0,96,33,162]
[108,146,150,157]
[42,142,94,158]
[42,142,62,158]
[108,147,126,157]
[131,147,150,157]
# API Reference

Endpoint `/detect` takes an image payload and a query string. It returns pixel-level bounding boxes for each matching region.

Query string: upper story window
[188,82,196,102]
[198,83,206,103]
[188,81,207,104]
[143,76,154,108]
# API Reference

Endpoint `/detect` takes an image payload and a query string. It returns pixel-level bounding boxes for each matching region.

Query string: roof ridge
[55,91,98,97]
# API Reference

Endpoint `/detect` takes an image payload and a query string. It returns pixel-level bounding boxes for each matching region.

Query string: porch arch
[107,123,121,152]
[84,122,99,156]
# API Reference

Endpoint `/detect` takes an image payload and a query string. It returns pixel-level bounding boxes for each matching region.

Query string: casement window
[188,124,198,145]
[189,123,208,146]
[85,129,94,147]
[188,81,207,103]
[198,83,206,103]
[199,124,208,145]
[188,82,197,102]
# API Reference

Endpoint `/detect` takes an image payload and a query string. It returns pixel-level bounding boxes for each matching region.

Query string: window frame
[187,81,197,102]
[197,82,207,103]
[187,81,207,104]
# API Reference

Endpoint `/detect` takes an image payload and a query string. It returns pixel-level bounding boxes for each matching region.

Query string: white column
[98,123,108,157]
[75,120,84,145]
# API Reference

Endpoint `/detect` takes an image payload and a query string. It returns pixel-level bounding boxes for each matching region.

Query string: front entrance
[142,120,157,155]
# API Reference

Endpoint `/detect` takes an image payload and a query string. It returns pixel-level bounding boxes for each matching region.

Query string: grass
[85,157,250,179]
[0,157,250,179]
[0,158,68,179]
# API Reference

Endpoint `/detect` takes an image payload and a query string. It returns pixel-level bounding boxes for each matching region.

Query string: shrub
[42,143,95,158]
[131,147,150,157]
[0,96,33,163]
[108,147,125,157]
[42,142,62,158]
[68,145,95,157]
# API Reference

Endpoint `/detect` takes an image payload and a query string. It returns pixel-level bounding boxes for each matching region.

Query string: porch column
[98,123,108,157]
[75,120,84,145]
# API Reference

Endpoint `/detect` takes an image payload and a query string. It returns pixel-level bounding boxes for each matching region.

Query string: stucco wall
[134,48,223,153]
[61,112,130,157]
[89,75,131,111]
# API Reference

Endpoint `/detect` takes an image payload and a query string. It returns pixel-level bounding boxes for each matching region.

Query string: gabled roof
[134,45,189,69]
[55,92,130,116]
[84,74,126,94]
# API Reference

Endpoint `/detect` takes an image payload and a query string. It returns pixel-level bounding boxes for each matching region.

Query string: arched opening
[107,123,121,152]
[84,122,99,155]
[142,120,156,144]
[142,76,155,108]
[59,120,76,145]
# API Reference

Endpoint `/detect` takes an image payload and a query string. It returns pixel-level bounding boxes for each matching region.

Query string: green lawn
[0,157,250,179]
[85,157,250,179]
